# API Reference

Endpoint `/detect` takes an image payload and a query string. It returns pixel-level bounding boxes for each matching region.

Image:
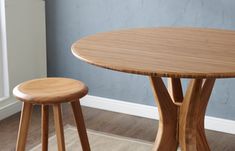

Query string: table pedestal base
[150,77,215,151]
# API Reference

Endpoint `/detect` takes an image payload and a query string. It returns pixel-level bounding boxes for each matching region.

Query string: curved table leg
[168,78,184,105]
[197,79,215,150]
[150,77,215,151]
[150,77,178,151]
[179,79,215,151]
[179,79,203,151]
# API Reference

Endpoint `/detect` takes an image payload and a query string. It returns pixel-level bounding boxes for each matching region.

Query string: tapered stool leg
[71,100,91,151]
[42,105,49,151]
[53,104,66,151]
[16,102,33,151]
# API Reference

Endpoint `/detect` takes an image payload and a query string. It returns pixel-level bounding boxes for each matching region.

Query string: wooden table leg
[150,77,215,151]
[16,102,33,151]
[196,79,215,151]
[71,100,91,151]
[53,104,66,151]
[42,105,49,151]
[179,79,203,151]
[168,78,184,105]
[150,77,178,151]
[179,79,215,151]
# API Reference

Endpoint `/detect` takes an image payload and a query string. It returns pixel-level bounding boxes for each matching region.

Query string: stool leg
[71,100,91,151]
[41,105,49,151]
[53,104,66,151]
[16,102,33,151]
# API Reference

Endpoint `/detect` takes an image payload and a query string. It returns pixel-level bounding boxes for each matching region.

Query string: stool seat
[13,78,88,104]
[14,77,90,151]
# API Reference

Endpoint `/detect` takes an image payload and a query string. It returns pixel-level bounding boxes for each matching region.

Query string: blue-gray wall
[46,0,235,120]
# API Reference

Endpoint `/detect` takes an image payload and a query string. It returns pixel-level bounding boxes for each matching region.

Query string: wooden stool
[13,78,91,151]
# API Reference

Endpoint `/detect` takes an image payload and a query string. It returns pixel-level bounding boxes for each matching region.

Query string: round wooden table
[72,28,235,151]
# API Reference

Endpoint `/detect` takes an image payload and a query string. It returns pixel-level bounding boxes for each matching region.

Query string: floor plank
[0,104,235,151]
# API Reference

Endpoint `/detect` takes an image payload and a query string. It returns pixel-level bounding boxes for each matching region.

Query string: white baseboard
[81,95,235,135]
[0,101,22,121]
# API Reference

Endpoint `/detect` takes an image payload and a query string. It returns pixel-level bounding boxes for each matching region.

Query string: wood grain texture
[13,78,88,104]
[196,79,215,151]
[72,27,235,78]
[150,77,178,151]
[53,104,66,151]
[41,105,49,151]
[71,101,91,151]
[16,103,33,151]
[179,79,203,151]
[150,77,216,151]
[179,79,215,151]
[168,78,184,105]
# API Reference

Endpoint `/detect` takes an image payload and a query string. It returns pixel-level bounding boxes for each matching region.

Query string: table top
[72,27,235,78]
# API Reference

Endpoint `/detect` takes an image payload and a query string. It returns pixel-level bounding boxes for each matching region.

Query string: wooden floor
[0,104,235,151]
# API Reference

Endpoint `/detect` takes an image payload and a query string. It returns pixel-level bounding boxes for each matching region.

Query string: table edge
[71,46,235,79]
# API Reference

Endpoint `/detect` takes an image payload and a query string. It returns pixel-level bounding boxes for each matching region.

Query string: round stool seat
[13,77,88,104]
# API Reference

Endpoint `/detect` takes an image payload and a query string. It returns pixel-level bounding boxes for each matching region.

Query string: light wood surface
[150,77,178,151]
[179,79,203,151]
[168,78,184,105]
[41,105,49,151]
[196,79,215,151]
[72,27,235,78]
[150,77,215,151]
[71,27,234,150]
[13,78,88,104]
[16,103,33,151]
[14,78,90,151]
[179,79,215,151]
[53,104,66,151]
[71,100,91,151]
